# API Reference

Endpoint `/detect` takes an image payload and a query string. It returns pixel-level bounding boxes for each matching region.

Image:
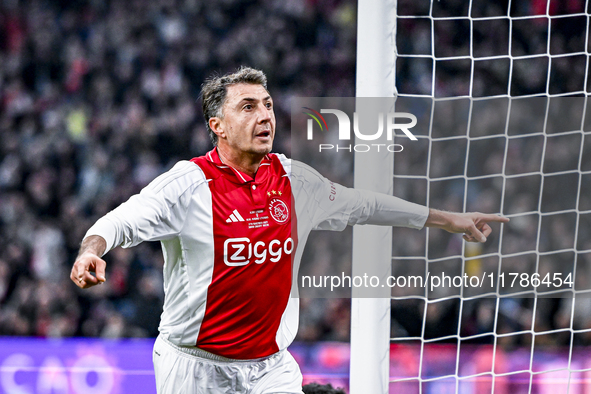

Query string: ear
[209,117,226,140]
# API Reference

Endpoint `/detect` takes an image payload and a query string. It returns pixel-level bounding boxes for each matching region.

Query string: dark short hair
[200,66,268,145]
[302,383,346,394]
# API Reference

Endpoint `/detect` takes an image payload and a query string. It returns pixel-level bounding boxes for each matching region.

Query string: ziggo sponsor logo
[223,237,294,266]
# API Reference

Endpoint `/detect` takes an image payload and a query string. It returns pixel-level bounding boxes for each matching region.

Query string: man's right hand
[70,235,107,289]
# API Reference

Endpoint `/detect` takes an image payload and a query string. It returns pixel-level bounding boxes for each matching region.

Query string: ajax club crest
[268,197,289,224]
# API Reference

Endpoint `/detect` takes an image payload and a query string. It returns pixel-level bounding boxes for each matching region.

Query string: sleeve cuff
[83,218,119,256]
[368,192,430,229]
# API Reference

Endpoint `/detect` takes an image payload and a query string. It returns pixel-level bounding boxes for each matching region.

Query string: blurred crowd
[0,0,590,351]
[0,0,356,340]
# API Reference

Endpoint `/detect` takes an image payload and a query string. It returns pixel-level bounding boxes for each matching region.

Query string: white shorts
[153,335,303,394]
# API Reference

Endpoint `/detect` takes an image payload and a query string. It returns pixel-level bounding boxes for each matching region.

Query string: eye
[243,104,253,110]
[265,102,273,109]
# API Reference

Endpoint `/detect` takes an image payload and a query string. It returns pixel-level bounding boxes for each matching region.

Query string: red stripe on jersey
[191,151,296,359]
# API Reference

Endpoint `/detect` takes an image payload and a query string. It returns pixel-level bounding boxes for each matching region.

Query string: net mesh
[389,1,591,392]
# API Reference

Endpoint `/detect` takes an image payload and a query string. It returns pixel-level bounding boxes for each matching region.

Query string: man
[71,67,508,393]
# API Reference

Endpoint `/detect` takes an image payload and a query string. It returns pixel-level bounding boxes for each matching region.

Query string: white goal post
[350,0,396,393]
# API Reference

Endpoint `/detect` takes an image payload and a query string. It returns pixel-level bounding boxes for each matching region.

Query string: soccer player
[70,67,509,394]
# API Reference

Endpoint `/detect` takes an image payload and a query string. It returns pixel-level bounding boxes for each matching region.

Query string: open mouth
[256,131,271,138]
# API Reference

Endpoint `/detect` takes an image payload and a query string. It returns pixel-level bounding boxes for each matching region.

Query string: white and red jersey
[85,148,428,359]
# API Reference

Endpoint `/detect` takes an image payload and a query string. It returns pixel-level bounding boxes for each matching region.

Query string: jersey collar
[205,147,272,184]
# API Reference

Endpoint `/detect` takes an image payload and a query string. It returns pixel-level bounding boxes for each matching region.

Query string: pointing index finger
[478,214,510,223]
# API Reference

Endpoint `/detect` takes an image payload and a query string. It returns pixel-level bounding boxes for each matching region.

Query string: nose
[257,104,272,123]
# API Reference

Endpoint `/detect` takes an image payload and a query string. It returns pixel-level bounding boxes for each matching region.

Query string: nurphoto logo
[302,107,418,153]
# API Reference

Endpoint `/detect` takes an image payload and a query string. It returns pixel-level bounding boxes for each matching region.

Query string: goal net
[353,0,591,393]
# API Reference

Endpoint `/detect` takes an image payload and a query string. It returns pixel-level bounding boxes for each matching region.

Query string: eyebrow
[236,96,272,105]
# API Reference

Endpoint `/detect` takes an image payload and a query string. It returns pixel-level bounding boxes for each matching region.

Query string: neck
[216,146,264,178]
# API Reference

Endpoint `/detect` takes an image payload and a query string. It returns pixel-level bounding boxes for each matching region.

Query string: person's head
[201,67,275,158]
[302,383,347,394]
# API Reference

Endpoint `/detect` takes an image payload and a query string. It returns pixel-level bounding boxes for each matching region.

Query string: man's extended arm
[424,208,509,243]
[70,235,107,289]
[291,160,509,240]
[69,161,202,289]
